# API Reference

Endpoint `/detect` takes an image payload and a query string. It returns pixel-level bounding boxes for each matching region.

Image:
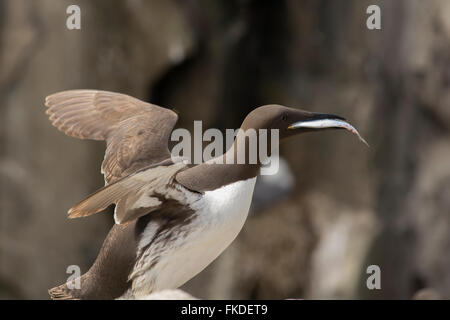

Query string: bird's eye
[281,114,288,121]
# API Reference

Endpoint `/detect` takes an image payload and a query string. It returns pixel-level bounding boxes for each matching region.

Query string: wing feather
[68,162,188,224]
[45,90,179,183]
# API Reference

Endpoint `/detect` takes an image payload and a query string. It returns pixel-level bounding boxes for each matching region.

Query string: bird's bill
[288,114,369,147]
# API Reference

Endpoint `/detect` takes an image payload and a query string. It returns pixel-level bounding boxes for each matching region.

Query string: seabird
[45,90,366,299]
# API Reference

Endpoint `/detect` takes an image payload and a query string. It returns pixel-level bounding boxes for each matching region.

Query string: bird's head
[240,104,368,146]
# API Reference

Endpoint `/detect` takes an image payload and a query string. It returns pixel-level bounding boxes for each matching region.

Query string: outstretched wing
[45,90,179,184]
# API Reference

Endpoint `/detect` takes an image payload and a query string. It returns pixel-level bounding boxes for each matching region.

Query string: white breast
[124,177,257,298]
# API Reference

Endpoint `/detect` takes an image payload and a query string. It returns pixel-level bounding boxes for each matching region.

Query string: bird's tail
[48,283,78,300]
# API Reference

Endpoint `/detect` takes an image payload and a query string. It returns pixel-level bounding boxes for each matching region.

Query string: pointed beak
[288,113,369,147]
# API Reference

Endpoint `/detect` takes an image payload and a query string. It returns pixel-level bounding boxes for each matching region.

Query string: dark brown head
[240,104,368,145]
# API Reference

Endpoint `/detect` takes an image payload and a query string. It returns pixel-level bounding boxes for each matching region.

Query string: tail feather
[48,283,78,300]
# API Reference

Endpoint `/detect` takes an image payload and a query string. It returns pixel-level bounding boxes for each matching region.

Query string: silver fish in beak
[288,116,369,147]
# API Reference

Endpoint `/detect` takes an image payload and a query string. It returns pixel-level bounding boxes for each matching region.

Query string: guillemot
[46,90,366,299]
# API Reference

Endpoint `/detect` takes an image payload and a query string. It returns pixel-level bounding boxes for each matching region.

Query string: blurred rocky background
[0,0,449,299]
